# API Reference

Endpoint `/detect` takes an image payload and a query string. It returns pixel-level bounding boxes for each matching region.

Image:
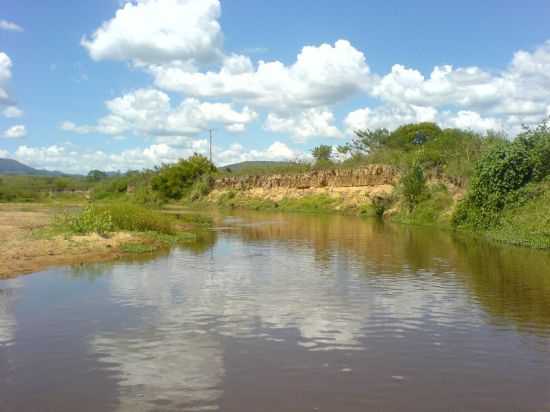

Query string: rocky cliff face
[214,165,399,190]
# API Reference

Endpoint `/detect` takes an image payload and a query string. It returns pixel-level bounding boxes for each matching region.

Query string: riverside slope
[208,165,464,215]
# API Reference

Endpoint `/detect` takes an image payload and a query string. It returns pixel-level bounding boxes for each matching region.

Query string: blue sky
[1,0,550,173]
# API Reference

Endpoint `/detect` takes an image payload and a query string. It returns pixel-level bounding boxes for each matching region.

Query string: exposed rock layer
[214,165,399,190]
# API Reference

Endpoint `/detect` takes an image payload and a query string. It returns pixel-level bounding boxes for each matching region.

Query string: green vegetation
[88,154,216,204]
[215,191,342,214]
[56,200,212,254]
[393,183,454,227]
[0,175,91,202]
[86,170,108,182]
[311,145,332,161]
[58,202,176,236]
[91,169,163,205]
[338,122,505,179]
[4,119,550,250]
[452,121,550,247]
[400,162,427,212]
[65,204,114,235]
[151,154,216,200]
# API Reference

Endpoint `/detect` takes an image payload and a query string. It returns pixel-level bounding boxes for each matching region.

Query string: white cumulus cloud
[11,140,305,174]
[61,88,257,137]
[2,106,23,118]
[0,52,12,104]
[81,0,223,65]
[344,104,438,133]
[3,125,26,139]
[217,141,301,166]
[441,110,502,133]
[265,108,343,142]
[0,20,23,32]
[367,41,550,132]
[151,40,372,113]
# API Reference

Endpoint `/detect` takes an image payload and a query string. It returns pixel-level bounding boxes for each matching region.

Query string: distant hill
[0,158,67,176]
[220,161,296,173]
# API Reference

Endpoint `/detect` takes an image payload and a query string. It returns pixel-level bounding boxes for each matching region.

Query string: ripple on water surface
[1,211,550,411]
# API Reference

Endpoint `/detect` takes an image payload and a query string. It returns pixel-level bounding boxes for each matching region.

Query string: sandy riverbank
[0,203,149,278]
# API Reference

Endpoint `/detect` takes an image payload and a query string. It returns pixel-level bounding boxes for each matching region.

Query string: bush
[152,154,216,200]
[67,205,113,235]
[452,119,550,231]
[453,140,532,228]
[517,119,550,181]
[189,174,214,201]
[401,163,426,212]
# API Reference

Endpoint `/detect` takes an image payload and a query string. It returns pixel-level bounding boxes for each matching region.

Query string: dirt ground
[0,203,139,279]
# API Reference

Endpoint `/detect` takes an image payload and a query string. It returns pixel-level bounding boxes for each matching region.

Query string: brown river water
[1,210,550,411]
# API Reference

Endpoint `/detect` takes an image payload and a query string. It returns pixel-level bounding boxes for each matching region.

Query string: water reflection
[0,277,23,350]
[222,211,550,337]
[2,211,550,411]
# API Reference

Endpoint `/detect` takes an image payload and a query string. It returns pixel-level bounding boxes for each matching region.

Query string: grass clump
[55,201,214,256]
[66,204,114,235]
[96,202,175,234]
[394,184,453,227]
[59,201,176,236]
[215,191,342,214]
[484,180,550,248]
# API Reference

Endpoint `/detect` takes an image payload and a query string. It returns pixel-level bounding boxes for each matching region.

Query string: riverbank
[200,175,550,249]
[0,203,210,278]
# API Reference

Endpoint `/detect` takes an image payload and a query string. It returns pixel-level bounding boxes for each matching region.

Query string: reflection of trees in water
[224,212,459,275]
[451,238,550,336]
[225,211,550,336]
[78,210,550,409]
[185,229,218,254]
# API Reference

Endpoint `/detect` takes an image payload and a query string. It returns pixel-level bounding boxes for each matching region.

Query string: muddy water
[1,211,550,411]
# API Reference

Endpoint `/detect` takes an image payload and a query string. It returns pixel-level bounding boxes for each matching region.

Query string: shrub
[517,119,550,181]
[152,154,216,200]
[189,174,214,200]
[67,205,113,235]
[401,162,426,212]
[453,140,532,228]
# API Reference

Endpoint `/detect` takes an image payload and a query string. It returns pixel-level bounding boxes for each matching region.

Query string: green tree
[311,145,333,162]
[87,169,108,182]
[54,178,69,192]
[151,154,216,200]
[338,128,390,155]
[387,122,442,149]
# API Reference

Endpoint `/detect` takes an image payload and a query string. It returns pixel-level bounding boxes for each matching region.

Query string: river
[1,211,550,411]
